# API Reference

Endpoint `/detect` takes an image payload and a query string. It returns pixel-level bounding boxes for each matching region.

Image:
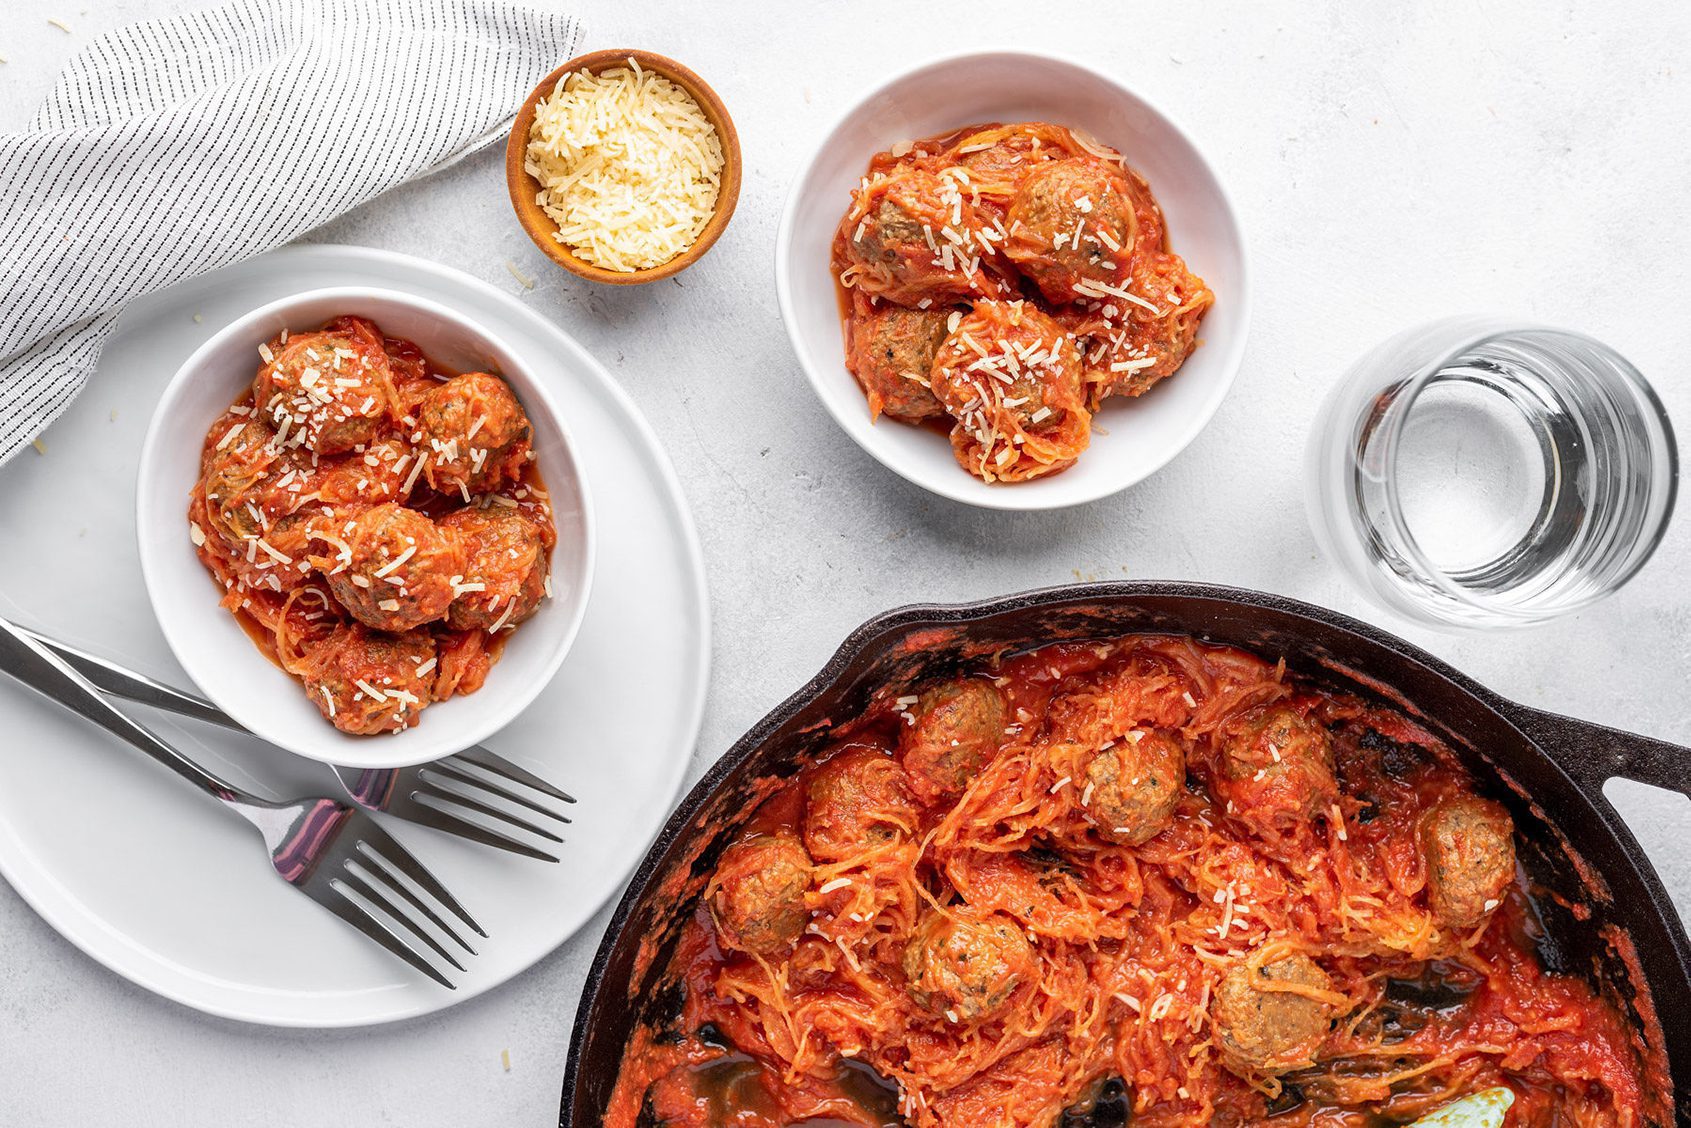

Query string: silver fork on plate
[14,627,575,862]
[0,616,479,988]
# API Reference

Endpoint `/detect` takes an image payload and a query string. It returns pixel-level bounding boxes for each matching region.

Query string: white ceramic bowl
[137,287,595,769]
[775,50,1250,511]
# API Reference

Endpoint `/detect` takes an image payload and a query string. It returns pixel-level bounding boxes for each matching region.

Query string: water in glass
[1307,321,1676,628]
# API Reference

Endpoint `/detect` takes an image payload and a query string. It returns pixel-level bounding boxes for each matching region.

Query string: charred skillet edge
[560,580,1688,1126]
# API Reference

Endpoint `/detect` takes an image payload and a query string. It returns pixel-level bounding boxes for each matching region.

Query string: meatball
[1058,248,1213,408]
[1212,705,1339,835]
[437,504,552,632]
[835,167,1000,306]
[1121,252,1211,383]
[1422,796,1516,929]
[318,503,464,632]
[844,299,950,423]
[299,623,436,735]
[1211,954,1336,1075]
[804,745,918,862]
[929,300,1090,483]
[708,833,812,956]
[1068,251,1214,406]
[252,321,395,456]
[902,905,1036,1022]
[932,302,1086,434]
[417,372,533,498]
[1082,728,1186,845]
[199,419,314,547]
[899,678,1008,802]
[253,508,325,593]
[1004,159,1138,304]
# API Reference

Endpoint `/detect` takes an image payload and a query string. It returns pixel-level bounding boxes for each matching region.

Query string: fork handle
[0,615,247,803]
[12,625,242,732]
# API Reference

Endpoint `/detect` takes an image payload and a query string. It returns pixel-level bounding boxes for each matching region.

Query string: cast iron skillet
[563,582,1690,1126]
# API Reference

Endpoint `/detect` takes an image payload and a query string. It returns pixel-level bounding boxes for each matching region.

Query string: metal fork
[0,616,480,988]
[16,628,575,862]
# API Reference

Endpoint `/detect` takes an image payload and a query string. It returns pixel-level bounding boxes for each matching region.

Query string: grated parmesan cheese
[525,58,725,272]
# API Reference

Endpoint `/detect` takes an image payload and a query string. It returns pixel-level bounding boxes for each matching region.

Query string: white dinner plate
[0,244,709,1026]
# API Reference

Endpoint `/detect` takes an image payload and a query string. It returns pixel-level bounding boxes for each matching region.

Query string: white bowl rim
[135,284,598,769]
[773,46,1253,512]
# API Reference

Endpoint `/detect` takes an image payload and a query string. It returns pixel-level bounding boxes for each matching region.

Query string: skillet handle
[1499,702,1691,801]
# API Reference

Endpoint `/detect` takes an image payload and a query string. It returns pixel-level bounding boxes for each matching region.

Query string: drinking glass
[1305,318,1677,629]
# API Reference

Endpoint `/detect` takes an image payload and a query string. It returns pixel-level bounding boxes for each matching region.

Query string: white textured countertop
[2,1,1688,1124]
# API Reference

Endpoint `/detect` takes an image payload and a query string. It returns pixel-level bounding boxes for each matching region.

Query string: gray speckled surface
[2,1,1688,1124]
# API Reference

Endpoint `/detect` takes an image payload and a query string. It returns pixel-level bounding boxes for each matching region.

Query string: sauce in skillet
[606,634,1657,1127]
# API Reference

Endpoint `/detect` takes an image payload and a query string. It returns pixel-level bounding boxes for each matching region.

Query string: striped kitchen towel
[0,0,582,466]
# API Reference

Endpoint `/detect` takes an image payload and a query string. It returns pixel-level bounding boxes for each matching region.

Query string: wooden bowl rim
[504,49,743,286]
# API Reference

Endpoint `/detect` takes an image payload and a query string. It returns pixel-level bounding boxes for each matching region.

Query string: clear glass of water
[1306,318,1678,629]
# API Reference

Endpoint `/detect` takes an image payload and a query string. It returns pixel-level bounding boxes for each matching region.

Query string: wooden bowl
[505,50,742,286]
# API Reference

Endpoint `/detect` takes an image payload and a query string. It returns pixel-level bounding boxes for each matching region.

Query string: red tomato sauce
[606,635,1657,1127]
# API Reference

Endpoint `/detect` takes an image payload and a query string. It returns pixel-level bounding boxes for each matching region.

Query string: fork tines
[454,746,576,805]
[305,820,485,989]
[407,751,576,863]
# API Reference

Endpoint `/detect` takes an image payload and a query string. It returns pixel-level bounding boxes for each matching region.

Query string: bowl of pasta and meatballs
[136,288,594,769]
[776,51,1248,510]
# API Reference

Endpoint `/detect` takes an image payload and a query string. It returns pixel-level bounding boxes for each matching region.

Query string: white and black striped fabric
[0,0,582,466]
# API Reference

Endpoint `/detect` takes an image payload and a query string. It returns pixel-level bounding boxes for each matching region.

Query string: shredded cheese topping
[525,58,725,272]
